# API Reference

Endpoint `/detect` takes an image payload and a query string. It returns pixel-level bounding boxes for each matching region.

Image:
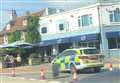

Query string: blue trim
[39,39,58,46]
[106,31,120,38]
[70,33,99,42]
[39,33,99,46]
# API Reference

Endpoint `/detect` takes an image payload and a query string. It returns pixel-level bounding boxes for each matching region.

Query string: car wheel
[94,67,101,72]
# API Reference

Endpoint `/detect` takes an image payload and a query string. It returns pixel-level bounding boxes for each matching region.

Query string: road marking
[29,78,37,80]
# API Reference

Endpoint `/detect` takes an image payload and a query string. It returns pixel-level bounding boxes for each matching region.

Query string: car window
[58,51,66,57]
[64,50,77,56]
[83,49,98,54]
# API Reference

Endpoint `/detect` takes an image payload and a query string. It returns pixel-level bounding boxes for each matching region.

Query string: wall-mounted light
[49,19,52,22]
[70,15,74,18]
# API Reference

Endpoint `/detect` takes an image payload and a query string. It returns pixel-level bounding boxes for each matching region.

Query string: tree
[25,16,41,43]
[8,31,21,43]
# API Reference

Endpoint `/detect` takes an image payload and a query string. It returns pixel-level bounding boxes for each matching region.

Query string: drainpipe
[97,3,104,55]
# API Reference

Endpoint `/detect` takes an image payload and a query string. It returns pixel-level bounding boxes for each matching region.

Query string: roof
[0,9,45,35]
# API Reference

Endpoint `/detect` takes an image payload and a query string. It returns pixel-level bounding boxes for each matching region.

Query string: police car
[51,47,104,72]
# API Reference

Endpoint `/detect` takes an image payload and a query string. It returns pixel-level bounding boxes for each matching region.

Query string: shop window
[41,27,47,34]
[117,38,120,48]
[108,38,120,49]
[78,41,100,49]
[88,42,94,47]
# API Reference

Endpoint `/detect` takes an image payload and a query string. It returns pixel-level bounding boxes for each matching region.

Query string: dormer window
[23,19,27,26]
[6,24,11,30]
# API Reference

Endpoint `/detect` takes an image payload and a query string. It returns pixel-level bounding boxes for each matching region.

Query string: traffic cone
[108,63,113,71]
[70,67,78,83]
[11,68,16,77]
[73,72,78,81]
[40,68,45,80]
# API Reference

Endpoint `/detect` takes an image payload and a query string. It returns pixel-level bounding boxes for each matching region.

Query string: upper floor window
[78,17,81,27]
[78,14,92,27]
[41,27,47,34]
[21,31,25,40]
[23,19,27,26]
[110,8,120,22]
[59,23,64,31]
[6,24,11,30]
[56,20,69,32]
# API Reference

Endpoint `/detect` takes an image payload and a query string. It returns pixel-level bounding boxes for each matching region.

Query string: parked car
[51,47,104,72]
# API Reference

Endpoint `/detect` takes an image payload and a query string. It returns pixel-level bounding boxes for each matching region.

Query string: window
[56,20,69,31]
[78,17,81,27]
[108,38,120,49]
[65,50,77,56]
[23,20,27,26]
[109,8,120,22]
[41,27,47,34]
[78,14,92,27]
[59,24,64,31]
[21,31,25,40]
[84,49,98,54]
[6,24,10,30]
[117,38,120,48]
[78,41,100,49]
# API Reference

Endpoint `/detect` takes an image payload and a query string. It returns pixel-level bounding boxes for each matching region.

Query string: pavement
[104,57,120,69]
[1,63,52,74]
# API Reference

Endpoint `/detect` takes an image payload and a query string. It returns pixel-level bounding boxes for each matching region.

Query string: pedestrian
[9,55,14,68]
[4,54,10,68]
[16,54,21,66]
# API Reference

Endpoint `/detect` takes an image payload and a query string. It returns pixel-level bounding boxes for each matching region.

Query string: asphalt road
[2,68,120,83]
[75,69,120,83]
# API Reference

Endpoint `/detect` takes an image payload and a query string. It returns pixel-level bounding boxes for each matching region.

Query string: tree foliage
[25,16,41,43]
[8,31,21,43]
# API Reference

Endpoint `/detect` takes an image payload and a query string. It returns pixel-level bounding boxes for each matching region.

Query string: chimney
[26,11,30,16]
[10,9,17,20]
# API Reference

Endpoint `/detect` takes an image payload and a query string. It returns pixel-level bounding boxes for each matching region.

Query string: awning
[39,39,58,46]
[70,33,100,42]
[0,41,32,48]
[106,31,120,38]
[38,33,99,46]
[39,37,70,46]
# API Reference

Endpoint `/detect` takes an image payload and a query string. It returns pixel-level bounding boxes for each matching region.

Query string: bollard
[52,63,59,79]
[40,68,45,80]
[70,66,78,83]
[11,68,16,77]
[108,63,113,71]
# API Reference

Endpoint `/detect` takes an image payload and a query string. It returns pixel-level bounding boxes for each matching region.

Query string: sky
[0,0,119,31]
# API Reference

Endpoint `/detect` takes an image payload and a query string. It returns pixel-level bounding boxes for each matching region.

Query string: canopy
[0,41,32,48]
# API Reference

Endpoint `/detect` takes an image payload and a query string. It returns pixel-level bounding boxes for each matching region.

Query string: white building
[37,3,120,57]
